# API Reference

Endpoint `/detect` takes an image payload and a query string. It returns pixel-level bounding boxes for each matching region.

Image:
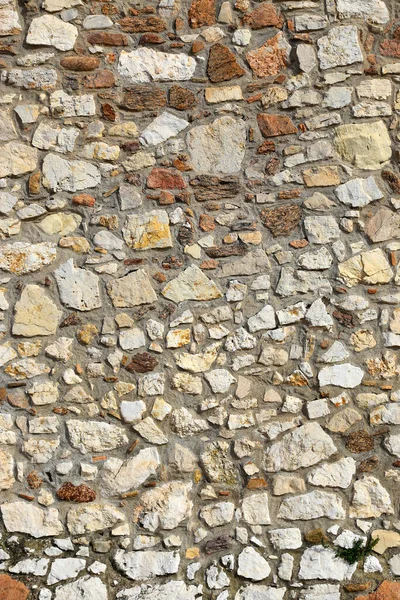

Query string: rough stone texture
[1,1,400,597]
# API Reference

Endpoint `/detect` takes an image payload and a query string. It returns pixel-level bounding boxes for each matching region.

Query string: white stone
[248,305,276,333]
[1,502,63,537]
[47,558,86,584]
[66,420,128,454]
[205,369,236,393]
[0,142,37,178]
[54,577,107,600]
[26,15,78,51]
[299,546,356,580]
[235,587,285,600]
[264,422,337,472]
[337,0,389,25]
[242,492,270,525]
[162,265,222,302]
[237,547,270,581]
[269,528,302,550]
[335,177,383,208]
[107,270,157,307]
[278,491,346,520]
[317,26,363,70]
[307,457,356,488]
[67,503,126,534]
[349,476,394,518]
[55,259,101,311]
[116,582,202,600]
[318,363,364,388]
[118,48,196,83]
[50,90,95,117]
[187,117,246,174]
[140,112,189,146]
[114,550,180,580]
[42,153,100,192]
[200,502,235,527]
[101,448,160,495]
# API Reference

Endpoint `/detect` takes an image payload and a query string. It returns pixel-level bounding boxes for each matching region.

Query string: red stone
[139,33,165,44]
[83,69,115,88]
[380,39,400,57]
[60,56,100,71]
[188,0,216,28]
[243,3,283,29]
[357,581,400,600]
[87,32,128,46]
[257,114,297,137]
[147,168,186,190]
[0,574,29,600]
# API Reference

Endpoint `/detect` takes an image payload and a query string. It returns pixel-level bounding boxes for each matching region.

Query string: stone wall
[0,0,400,598]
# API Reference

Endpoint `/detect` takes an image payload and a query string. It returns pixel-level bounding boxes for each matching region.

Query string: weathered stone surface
[260,204,301,236]
[54,577,107,600]
[0,142,37,178]
[67,419,128,453]
[42,153,100,192]
[114,550,180,580]
[13,285,61,336]
[299,546,356,580]
[118,48,196,83]
[207,43,245,82]
[317,26,363,70]
[123,210,172,250]
[278,491,346,520]
[27,15,78,51]
[107,270,157,307]
[67,503,125,534]
[0,242,56,275]
[334,120,392,170]
[337,0,389,25]
[55,260,101,311]
[1,502,63,537]
[187,116,246,174]
[265,423,337,472]
[247,32,291,77]
[0,575,29,600]
[162,265,222,302]
[349,476,394,518]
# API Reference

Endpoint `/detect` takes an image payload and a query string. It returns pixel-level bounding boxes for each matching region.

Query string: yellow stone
[303,166,340,187]
[186,547,200,559]
[123,210,172,251]
[334,120,392,170]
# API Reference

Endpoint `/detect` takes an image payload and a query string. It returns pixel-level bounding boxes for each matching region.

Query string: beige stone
[334,120,392,170]
[13,285,62,337]
[0,142,37,178]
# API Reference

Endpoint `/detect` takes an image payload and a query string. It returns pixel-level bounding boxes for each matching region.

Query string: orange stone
[83,70,115,88]
[357,581,400,600]
[188,0,215,28]
[243,3,283,29]
[73,194,96,207]
[207,43,245,83]
[257,114,297,137]
[247,32,290,77]
[60,56,100,71]
[0,574,29,600]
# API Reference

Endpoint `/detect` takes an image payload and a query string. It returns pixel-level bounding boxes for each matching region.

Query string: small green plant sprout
[334,536,379,565]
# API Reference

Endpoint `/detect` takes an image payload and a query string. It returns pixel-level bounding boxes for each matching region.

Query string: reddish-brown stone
[380,39,400,57]
[73,194,96,207]
[188,0,216,28]
[87,31,128,46]
[243,3,283,29]
[83,69,115,88]
[357,581,400,600]
[169,85,197,110]
[60,56,100,71]
[207,43,245,83]
[0,574,29,600]
[126,352,158,373]
[139,33,165,44]
[121,86,167,111]
[57,482,96,502]
[118,15,166,32]
[257,114,297,137]
[246,32,290,77]
[101,102,116,121]
[147,168,186,190]
[28,171,41,195]
[191,39,205,54]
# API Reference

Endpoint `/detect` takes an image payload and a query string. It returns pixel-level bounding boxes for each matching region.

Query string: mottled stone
[13,285,61,336]
[247,33,291,77]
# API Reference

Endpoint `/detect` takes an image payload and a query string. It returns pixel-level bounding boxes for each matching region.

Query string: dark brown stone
[28,171,41,195]
[169,85,197,110]
[206,243,248,258]
[260,204,301,237]
[346,430,374,454]
[162,256,185,270]
[83,69,115,88]
[0,574,29,600]
[56,482,96,502]
[204,534,231,555]
[257,140,276,154]
[190,175,240,201]
[60,56,100,71]
[147,168,186,189]
[358,455,379,472]
[382,169,400,194]
[118,15,167,32]
[243,3,283,29]
[101,102,116,121]
[257,114,297,137]
[188,0,216,29]
[87,31,128,46]
[207,43,245,83]
[60,312,82,327]
[121,86,167,111]
[177,222,194,245]
[333,309,355,328]
[126,352,158,373]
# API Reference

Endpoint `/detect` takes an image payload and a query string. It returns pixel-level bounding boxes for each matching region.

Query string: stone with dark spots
[126,352,159,373]
[87,31,128,46]
[118,16,167,32]
[188,0,216,29]
[207,44,245,83]
[56,482,96,502]
[121,86,167,111]
[204,534,231,555]
[169,85,197,110]
[260,204,302,237]
[345,430,374,454]
[205,244,248,258]
[190,175,240,201]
